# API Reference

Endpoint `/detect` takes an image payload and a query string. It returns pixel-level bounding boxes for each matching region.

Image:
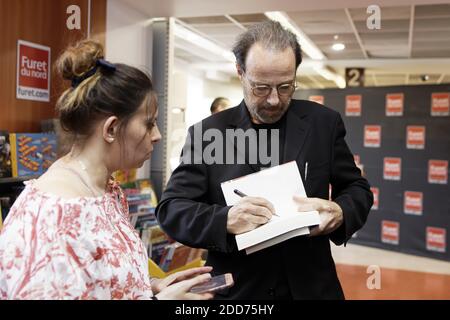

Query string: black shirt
[251,112,292,299]
[251,112,287,171]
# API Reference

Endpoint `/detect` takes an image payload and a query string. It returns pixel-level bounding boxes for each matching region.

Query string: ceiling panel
[354,19,410,33]
[288,10,354,35]
[373,74,408,86]
[174,4,450,89]
[415,4,450,18]
[413,30,450,42]
[229,13,268,24]
[414,17,450,31]
[178,16,230,24]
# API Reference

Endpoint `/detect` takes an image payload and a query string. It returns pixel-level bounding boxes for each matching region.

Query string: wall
[295,84,450,261]
[106,0,153,179]
[185,75,243,128]
[167,66,243,172]
[105,0,151,69]
[0,0,107,133]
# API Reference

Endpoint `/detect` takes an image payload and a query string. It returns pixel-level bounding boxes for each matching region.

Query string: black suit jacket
[156,99,373,299]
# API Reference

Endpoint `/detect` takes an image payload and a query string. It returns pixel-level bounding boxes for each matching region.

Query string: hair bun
[56,40,104,81]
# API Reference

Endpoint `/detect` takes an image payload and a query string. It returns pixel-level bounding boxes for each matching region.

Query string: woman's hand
[155,272,214,300]
[151,266,213,294]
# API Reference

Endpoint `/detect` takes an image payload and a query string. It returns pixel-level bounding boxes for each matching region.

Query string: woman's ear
[102,116,119,143]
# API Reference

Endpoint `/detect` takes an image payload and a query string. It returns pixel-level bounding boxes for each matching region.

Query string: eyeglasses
[243,73,297,98]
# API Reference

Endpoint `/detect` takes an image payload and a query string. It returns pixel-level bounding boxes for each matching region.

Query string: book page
[245,227,310,254]
[221,161,307,217]
[220,161,320,253]
[235,211,320,250]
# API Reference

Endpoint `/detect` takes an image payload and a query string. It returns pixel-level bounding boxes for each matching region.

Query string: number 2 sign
[346,68,365,87]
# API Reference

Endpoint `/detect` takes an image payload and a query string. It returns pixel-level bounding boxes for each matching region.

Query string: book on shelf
[143,225,173,265]
[221,161,320,254]
[114,169,137,185]
[120,178,205,271]
[0,131,12,178]
[159,243,207,272]
[167,244,193,271]
[159,243,177,272]
[9,133,57,177]
[129,205,157,229]
[121,179,158,209]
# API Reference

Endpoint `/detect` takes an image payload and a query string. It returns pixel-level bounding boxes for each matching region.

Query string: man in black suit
[156,20,373,299]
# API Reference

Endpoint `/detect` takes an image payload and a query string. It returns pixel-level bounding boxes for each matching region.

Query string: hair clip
[96,59,116,71]
[71,66,98,88]
[71,59,116,88]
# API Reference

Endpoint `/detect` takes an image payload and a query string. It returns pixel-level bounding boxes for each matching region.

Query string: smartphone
[189,273,234,294]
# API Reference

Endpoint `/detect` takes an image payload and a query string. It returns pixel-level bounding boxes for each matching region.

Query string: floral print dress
[0,179,154,300]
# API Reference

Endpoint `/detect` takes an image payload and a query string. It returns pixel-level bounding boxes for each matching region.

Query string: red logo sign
[384,157,401,181]
[406,126,426,149]
[431,93,449,116]
[404,191,423,215]
[371,187,379,210]
[16,40,51,102]
[364,125,381,148]
[382,220,399,245]
[426,227,446,253]
[309,95,324,105]
[386,93,404,116]
[345,95,362,116]
[428,160,448,184]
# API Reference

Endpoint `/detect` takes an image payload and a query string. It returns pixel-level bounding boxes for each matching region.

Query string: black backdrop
[295,84,450,261]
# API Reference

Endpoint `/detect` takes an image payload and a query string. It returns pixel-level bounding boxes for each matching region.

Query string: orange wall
[0,0,107,133]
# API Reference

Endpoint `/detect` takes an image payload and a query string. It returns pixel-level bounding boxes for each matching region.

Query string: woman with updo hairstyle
[0,40,213,300]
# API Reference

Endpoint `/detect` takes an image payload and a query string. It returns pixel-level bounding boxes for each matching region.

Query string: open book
[221,161,320,254]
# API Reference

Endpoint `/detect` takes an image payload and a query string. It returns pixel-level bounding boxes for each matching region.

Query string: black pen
[233,189,279,217]
[233,189,247,197]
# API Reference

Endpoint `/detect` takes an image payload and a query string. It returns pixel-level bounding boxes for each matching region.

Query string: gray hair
[232,20,302,72]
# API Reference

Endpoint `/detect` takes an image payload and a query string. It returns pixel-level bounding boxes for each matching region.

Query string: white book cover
[221,161,320,254]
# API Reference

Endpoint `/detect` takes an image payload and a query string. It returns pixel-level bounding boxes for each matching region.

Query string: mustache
[261,103,286,110]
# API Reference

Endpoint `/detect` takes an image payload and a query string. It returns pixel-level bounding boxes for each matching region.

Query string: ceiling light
[265,11,325,60]
[173,22,235,63]
[332,43,345,51]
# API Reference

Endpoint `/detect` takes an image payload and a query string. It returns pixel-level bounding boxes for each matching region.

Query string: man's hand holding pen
[226,190,276,235]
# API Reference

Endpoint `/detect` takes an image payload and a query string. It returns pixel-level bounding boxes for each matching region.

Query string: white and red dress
[0,179,154,300]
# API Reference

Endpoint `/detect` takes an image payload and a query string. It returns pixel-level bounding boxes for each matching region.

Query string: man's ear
[236,63,244,81]
[102,116,119,143]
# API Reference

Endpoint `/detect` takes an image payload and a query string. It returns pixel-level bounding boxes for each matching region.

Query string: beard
[248,99,291,124]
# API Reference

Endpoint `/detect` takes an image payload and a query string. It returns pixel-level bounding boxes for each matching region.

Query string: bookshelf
[119,177,207,275]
